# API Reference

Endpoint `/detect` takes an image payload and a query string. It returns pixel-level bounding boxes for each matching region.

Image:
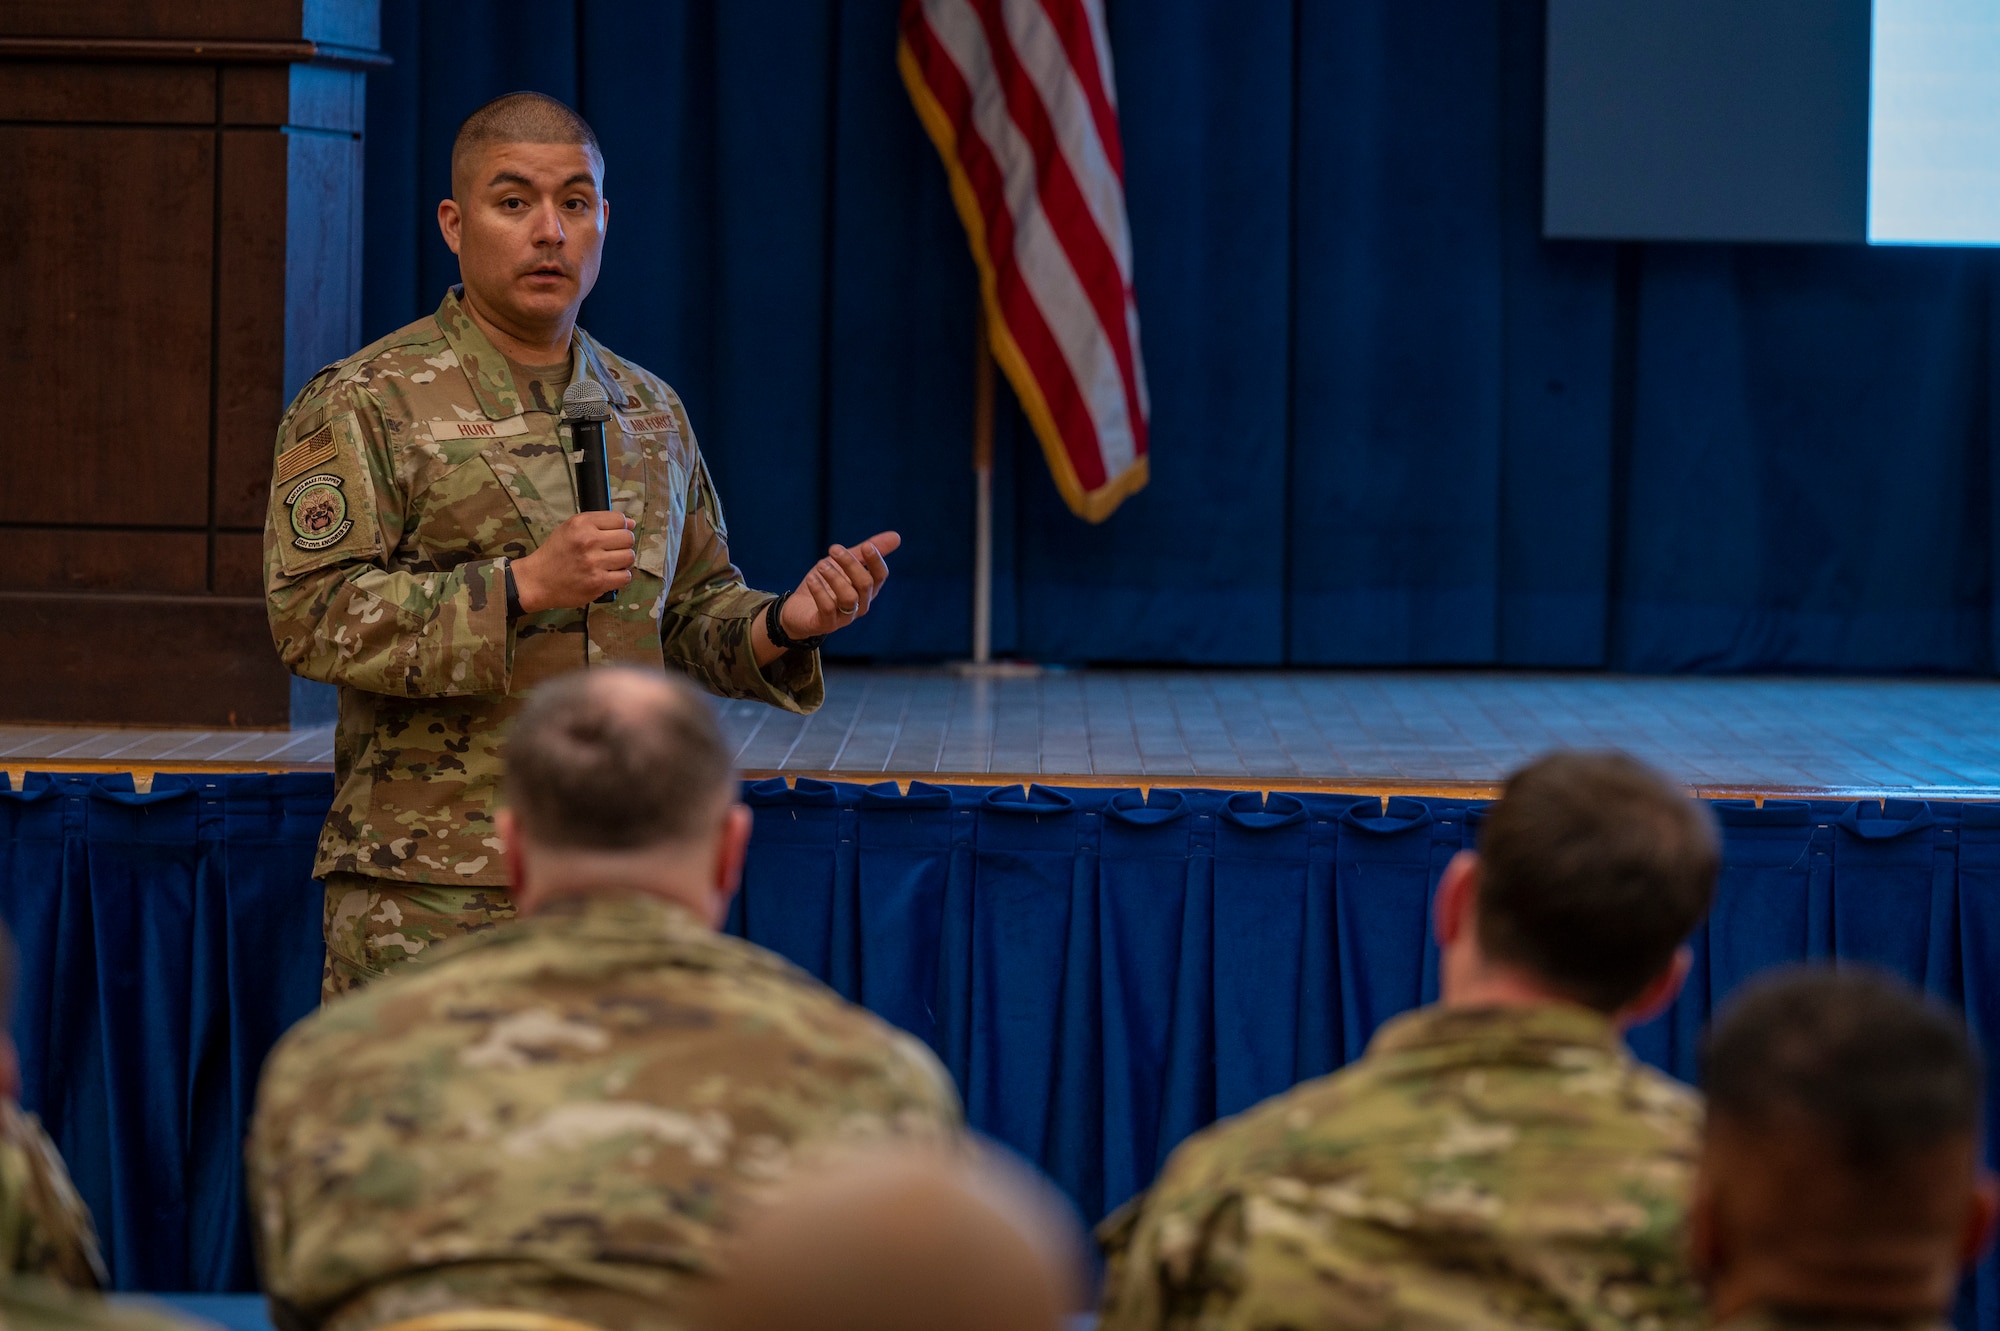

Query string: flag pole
[972,308,995,665]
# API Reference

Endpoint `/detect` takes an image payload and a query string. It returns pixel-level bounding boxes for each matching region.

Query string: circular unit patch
[286,473,354,551]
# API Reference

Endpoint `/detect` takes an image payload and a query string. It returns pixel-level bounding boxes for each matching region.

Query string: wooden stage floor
[8,668,2000,800]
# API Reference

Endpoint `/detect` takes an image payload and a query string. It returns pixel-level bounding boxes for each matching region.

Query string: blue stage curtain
[10,775,2000,1330]
[356,1,2000,672]
[0,773,330,1292]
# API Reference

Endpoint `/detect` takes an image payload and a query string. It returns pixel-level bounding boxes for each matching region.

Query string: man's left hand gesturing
[751,531,902,666]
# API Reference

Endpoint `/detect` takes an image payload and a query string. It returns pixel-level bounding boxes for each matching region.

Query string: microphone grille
[562,377,611,421]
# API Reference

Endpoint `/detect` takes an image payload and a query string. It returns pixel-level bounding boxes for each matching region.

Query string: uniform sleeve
[0,1102,106,1290]
[264,379,513,699]
[1097,1171,1251,1331]
[245,1023,339,1331]
[660,449,823,714]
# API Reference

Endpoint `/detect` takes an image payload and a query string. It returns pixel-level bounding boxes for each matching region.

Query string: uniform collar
[1365,1001,1628,1065]
[524,891,803,981]
[527,890,711,939]
[436,286,608,420]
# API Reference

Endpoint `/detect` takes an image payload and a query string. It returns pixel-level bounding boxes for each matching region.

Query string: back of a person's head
[696,1145,1084,1331]
[1476,750,1719,1011]
[504,668,735,854]
[1699,967,1992,1318]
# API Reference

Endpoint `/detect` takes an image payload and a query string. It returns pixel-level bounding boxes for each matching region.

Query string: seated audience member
[1098,750,1720,1331]
[1695,968,1997,1331]
[248,669,962,1331]
[696,1144,1084,1331]
[0,923,104,1289]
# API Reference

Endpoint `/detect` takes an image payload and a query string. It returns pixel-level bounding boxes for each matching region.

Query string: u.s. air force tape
[286,472,353,551]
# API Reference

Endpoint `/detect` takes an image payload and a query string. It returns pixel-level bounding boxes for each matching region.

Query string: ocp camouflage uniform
[1097,1005,1705,1331]
[0,1100,104,1289]
[246,892,962,1331]
[263,288,821,998]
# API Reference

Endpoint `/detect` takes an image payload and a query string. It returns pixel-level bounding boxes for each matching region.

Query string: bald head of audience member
[1695,968,1999,1323]
[698,1147,1084,1331]
[499,669,748,925]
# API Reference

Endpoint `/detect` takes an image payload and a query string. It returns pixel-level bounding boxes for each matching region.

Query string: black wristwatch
[503,561,523,620]
[763,593,824,652]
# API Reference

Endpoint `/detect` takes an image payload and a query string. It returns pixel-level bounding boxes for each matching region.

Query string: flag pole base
[946,659,1045,679]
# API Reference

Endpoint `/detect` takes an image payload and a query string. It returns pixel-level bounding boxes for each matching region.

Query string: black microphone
[561,378,618,605]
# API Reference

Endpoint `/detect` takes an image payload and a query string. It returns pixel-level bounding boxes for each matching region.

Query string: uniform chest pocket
[406,453,534,568]
[619,428,687,582]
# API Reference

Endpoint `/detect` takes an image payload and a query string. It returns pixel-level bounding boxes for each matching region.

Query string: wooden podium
[0,1,382,727]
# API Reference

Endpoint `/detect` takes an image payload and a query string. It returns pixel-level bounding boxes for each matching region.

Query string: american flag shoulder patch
[275,423,338,486]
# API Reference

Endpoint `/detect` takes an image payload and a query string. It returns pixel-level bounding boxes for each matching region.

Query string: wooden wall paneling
[214,84,365,529]
[0,531,209,593]
[0,1,376,49]
[0,124,214,526]
[217,63,292,125]
[0,3,312,42]
[0,593,288,727]
[0,0,379,726]
[211,531,265,597]
[213,127,289,529]
[0,61,213,121]
[284,129,364,400]
[220,65,364,131]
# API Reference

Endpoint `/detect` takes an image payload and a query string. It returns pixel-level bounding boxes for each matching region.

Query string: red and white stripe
[899,0,1150,522]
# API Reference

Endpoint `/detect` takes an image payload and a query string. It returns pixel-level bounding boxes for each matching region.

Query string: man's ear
[709,803,754,928]
[1962,1171,2000,1266]
[1433,851,1480,949]
[438,196,463,255]
[1615,945,1691,1030]
[1686,1159,1721,1287]
[498,808,529,902]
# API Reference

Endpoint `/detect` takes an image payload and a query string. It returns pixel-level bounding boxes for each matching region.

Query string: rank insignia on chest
[286,473,353,550]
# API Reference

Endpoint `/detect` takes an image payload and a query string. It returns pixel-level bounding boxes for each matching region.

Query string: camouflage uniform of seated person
[1694,969,1999,1331]
[1098,750,1722,1331]
[0,922,104,1290]
[263,92,902,1000]
[248,669,962,1331]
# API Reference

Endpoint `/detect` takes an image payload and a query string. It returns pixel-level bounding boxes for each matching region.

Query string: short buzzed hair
[503,670,734,851]
[1477,750,1719,1011]
[451,91,602,191]
[1707,968,1982,1169]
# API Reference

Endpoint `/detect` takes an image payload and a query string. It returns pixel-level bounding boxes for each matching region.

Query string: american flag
[898,0,1150,523]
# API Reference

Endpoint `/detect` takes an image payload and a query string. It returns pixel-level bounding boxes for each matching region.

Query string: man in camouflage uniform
[1693,969,1998,1331]
[264,92,900,999]
[0,1104,102,1291]
[0,924,103,1290]
[1098,751,1722,1331]
[247,669,961,1331]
